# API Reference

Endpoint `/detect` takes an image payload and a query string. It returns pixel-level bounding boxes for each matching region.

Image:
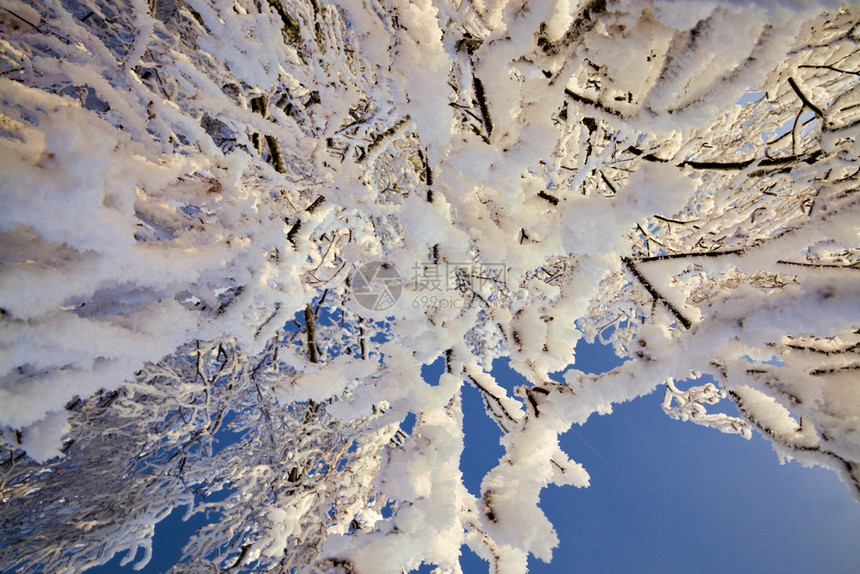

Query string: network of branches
[0,1,858,573]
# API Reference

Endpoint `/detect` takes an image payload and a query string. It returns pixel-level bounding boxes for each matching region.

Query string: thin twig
[473,76,493,137]
[622,257,692,330]
[653,214,699,225]
[635,248,744,264]
[776,259,858,270]
[599,170,617,194]
[798,64,860,77]
[788,77,825,118]
[304,305,318,363]
[2,8,41,32]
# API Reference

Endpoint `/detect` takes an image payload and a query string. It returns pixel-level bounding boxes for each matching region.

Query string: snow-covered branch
[1,1,858,573]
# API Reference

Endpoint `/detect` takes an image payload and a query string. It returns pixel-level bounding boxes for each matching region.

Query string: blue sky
[86,337,860,574]
[454,340,860,574]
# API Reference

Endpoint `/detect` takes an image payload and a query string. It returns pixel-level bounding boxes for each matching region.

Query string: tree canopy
[1,1,858,573]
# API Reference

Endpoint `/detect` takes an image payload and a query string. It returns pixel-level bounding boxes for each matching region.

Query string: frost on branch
[662,378,751,438]
[1,1,859,573]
